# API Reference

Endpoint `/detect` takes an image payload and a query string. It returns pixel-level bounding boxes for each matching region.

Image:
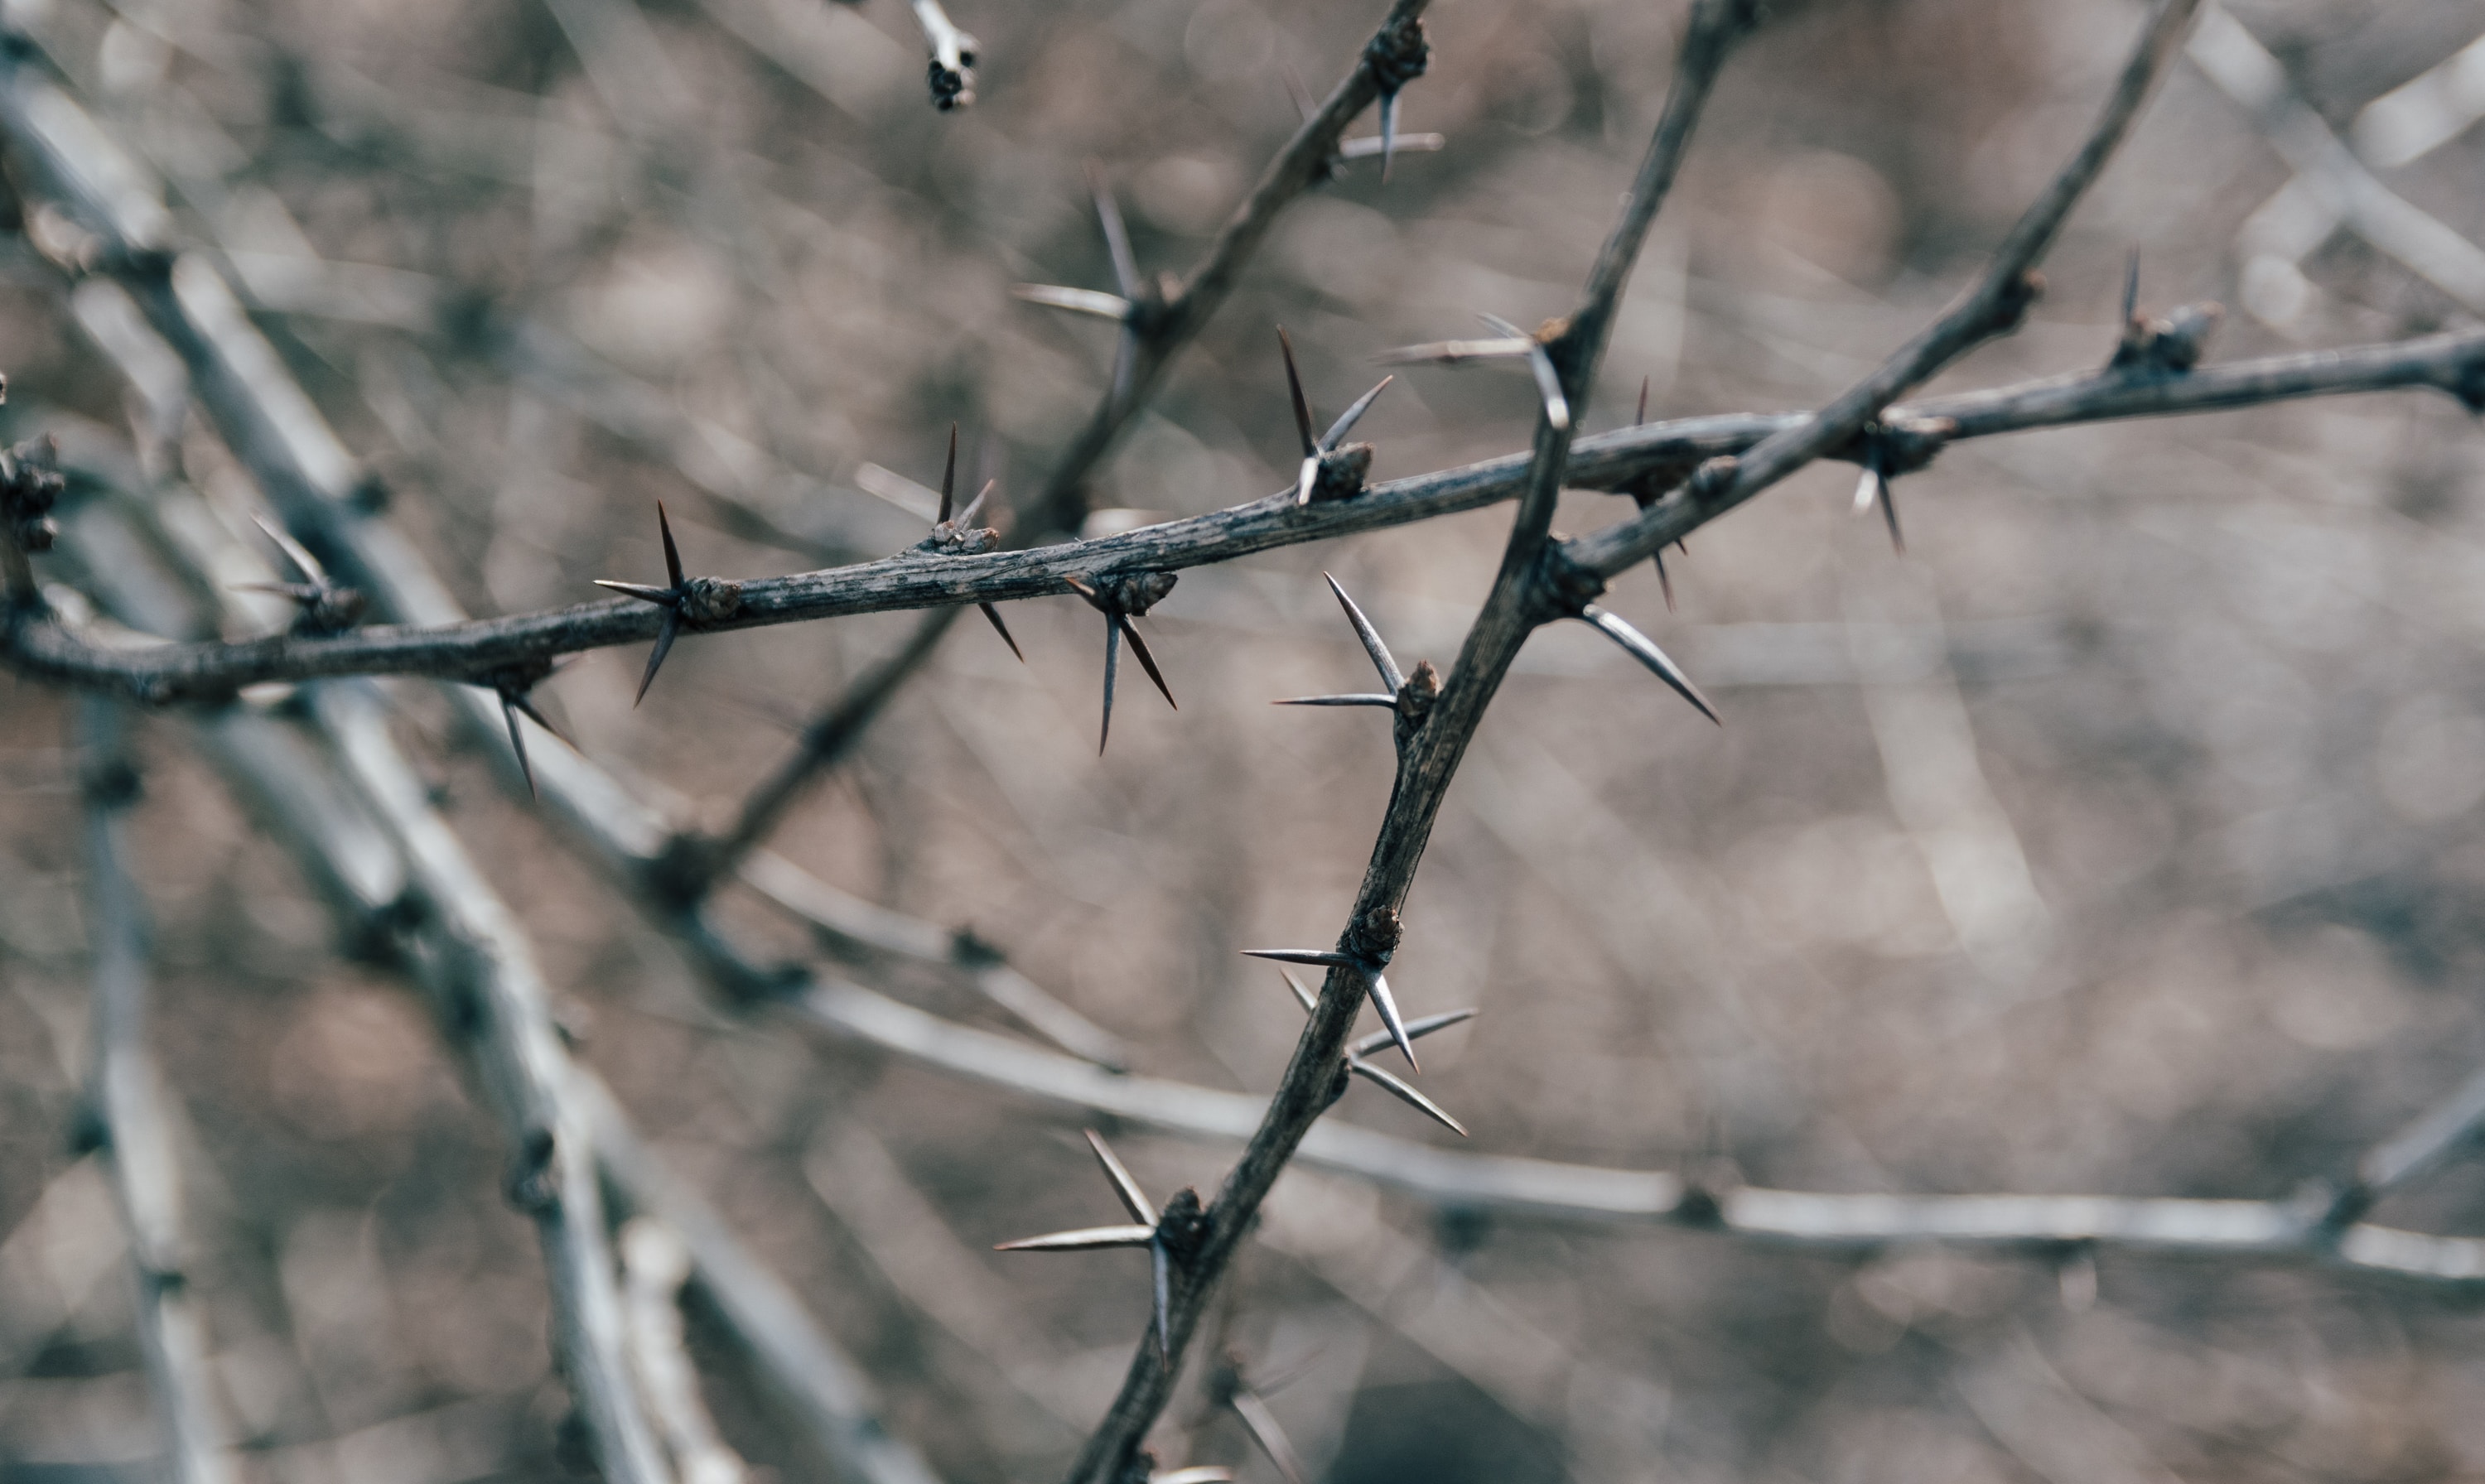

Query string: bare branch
[622,1218,752,1484]
[78,698,237,1484]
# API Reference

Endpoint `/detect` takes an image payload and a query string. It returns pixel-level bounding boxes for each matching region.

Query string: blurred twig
[76,696,236,1484]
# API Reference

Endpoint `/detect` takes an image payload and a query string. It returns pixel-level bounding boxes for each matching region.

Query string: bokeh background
[5,0,2485,1478]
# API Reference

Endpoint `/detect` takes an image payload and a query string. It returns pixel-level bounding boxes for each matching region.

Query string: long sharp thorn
[250,513,328,586]
[1378,90,1399,186]
[939,423,958,523]
[979,602,1025,662]
[1579,605,1719,725]
[1878,478,1906,555]
[1119,617,1176,710]
[635,610,681,706]
[656,501,684,591]
[1363,969,1417,1072]
[1635,374,1648,427]
[1272,694,1398,707]
[993,1225,1158,1252]
[1477,314,1569,431]
[1151,1237,1173,1359]
[1320,376,1392,452]
[959,478,995,528]
[1352,1007,1478,1059]
[1276,967,1319,1017]
[1239,949,1355,967]
[1232,1390,1310,1484]
[1090,162,1141,300]
[1653,547,1675,611]
[2122,247,2141,327]
[507,691,564,743]
[1012,283,1137,320]
[1322,572,1403,692]
[1276,327,1316,457]
[502,694,537,800]
[1083,1130,1156,1225]
[1100,610,1121,754]
[595,579,680,606]
[1525,343,1571,431]
[1349,1061,1469,1137]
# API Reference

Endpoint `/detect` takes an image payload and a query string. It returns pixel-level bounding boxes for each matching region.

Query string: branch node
[504,1125,562,1217]
[1344,906,1402,963]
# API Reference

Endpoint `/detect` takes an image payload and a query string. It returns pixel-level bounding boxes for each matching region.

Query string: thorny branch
[1061,2,1763,1476]
[11,0,2485,1475]
[1025,0,1433,536]
[10,327,2485,701]
[77,698,237,1484]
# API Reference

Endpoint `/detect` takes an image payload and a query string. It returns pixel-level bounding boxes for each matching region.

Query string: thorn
[1635,375,1649,428]
[594,580,679,606]
[1276,967,1319,1016]
[939,424,958,523]
[979,602,1025,662]
[250,513,329,587]
[2121,247,2141,328]
[1322,572,1403,693]
[1351,1007,1477,1058]
[657,501,685,591]
[1110,325,1138,413]
[635,611,683,706]
[958,478,994,528]
[1119,617,1177,710]
[1653,547,1675,611]
[502,693,537,799]
[1272,694,1397,707]
[1151,1237,1173,1359]
[1371,335,1534,366]
[1363,969,1417,1072]
[1090,162,1141,301]
[1011,283,1136,320]
[1476,314,1570,431]
[1154,1471,1236,1484]
[1277,327,1317,458]
[1232,1389,1310,1484]
[1085,1130,1156,1226]
[1100,608,1121,754]
[1296,455,1321,509]
[1851,459,1881,517]
[1337,132,1445,162]
[1320,376,1392,452]
[1577,605,1718,725]
[1239,949,1354,968]
[1378,90,1400,185]
[1349,1060,1468,1137]
[1878,478,1905,555]
[992,1224,1159,1252]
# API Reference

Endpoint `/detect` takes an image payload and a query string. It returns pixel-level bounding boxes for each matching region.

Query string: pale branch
[11,326,2484,702]
[621,1217,754,1484]
[77,697,239,1484]
[1566,0,2205,582]
[1027,0,1431,535]
[581,1072,949,1484]
[44,446,962,1483]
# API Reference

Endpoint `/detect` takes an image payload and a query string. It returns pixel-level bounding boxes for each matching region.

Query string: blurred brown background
[6,0,2485,1478]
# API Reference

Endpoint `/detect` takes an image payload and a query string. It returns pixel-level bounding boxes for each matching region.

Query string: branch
[1027,0,1431,534]
[15,325,2484,702]
[1061,3,1757,1476]
[78,697,238,1484]
[1566,0,2203,581]
[621,1217,754,1484]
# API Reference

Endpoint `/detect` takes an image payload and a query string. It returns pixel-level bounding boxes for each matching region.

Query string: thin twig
[622,1217,753,1484]
[78,697,238,1484]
